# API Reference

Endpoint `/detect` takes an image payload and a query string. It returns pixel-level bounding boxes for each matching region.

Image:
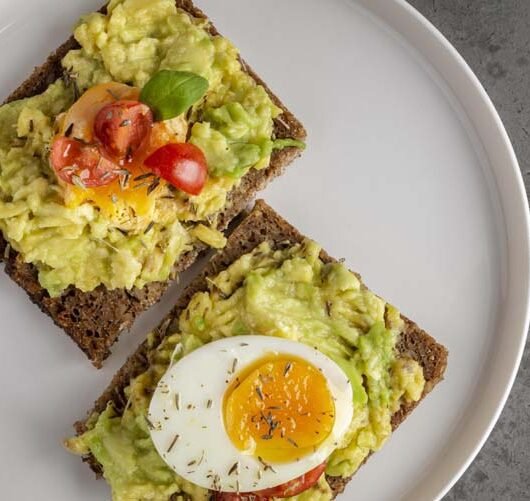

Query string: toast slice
[73,200,448,498]
[0,0,306,367]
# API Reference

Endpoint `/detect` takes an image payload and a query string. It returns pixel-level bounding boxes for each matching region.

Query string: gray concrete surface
[406,1,530,500]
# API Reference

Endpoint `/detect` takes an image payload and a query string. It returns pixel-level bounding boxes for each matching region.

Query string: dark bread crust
[73,200,448,499]
[0,0,306,367]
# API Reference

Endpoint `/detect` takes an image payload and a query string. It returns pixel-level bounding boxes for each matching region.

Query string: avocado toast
[0,0,305,367]
[66,200,448,500]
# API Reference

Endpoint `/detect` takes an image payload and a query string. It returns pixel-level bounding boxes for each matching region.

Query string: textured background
[407,1,530,500]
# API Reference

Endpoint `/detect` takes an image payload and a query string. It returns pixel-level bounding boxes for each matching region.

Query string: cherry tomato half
[144,143,207,196]
[50,137,118,188]
[94,100,153,161]
[213,463,327,500]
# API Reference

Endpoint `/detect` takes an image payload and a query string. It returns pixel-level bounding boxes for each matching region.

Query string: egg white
[148,335,354,493]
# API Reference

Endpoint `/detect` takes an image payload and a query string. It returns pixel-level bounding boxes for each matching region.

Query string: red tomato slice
[213,463,327,500]
[144,143,207,196]
[94,100,153,161]
[50,137,118,188]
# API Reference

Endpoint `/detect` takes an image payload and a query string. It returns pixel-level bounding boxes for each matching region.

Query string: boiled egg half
[148,335,354,493]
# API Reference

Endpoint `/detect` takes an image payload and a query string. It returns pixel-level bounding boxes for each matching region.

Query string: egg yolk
[223,356,335,463]
[62,122,173,217]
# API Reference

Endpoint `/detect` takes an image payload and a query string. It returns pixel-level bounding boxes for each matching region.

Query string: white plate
[0,0,528,500]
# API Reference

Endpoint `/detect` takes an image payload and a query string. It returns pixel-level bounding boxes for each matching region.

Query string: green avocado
[66,240,425,500]
[0,0,297,296]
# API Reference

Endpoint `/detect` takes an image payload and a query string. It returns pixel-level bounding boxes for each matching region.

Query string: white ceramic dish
[0,0,528,500]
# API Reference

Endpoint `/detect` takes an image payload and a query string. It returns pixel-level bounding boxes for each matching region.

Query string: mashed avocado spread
[0,0,300,296]
[66,240,425,500]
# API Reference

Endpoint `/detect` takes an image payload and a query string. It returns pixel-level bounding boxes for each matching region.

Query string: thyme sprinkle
[144,221,155,234]
[212,473,221,490]
[134,180,150,190]
[268,420,279,436]
[133,172,155,182]
[228,462,239,475]
[147,177,160,195]
[284,362,292,376]
[231,358,238,374]
[206,399,212,409]
[287,437,299,448]
[167,434,179,453]
[175,393,180,410]
[255,386,264,401]
[119,169,131,190]
[258,456,276,473]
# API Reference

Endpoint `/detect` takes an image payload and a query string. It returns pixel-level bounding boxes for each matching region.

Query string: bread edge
[0,0,307,367]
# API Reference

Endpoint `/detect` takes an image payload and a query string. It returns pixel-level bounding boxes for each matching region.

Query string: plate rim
[357,0,530,498]
[0,0,528,499]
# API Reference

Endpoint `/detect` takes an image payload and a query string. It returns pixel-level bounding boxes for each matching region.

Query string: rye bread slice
[0,0,306,367]
[73,200,448,499]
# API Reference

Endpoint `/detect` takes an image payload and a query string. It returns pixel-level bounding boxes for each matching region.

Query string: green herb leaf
[140,70,209,121]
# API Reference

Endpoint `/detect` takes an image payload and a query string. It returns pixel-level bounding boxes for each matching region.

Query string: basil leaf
[140,70,209,121]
